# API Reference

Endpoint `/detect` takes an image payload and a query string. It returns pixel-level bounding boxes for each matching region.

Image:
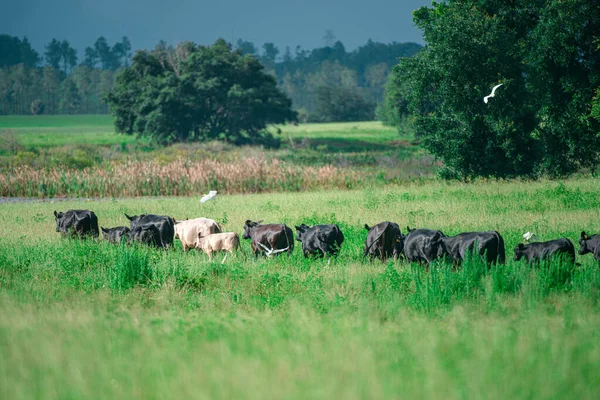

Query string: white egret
[484,83,503,103]
[200,190,217,204]
[257,242,289,257]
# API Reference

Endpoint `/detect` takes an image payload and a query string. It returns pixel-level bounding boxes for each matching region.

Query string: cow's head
[243,220,262,239]
[101,226,110,239]
[54,211,65,232]
[579,231,592,255]
[295,224,310,242]
[513,243,526,261]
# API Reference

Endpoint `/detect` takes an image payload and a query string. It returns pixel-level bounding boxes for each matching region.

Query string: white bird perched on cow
[483,83,504,104]
[200,190,217,204]
[523,232,539,242]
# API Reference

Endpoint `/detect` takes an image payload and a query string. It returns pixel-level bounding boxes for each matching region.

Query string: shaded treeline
[0,35,130,115]
[0,33,420,119]
[238,39,422,120]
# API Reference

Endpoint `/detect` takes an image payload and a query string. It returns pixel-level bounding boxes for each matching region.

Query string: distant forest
[0,34,421,120]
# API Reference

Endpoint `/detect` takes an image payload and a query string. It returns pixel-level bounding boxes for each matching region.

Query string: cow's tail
[90,212,100,238]
[283,224,292,254]
[335,225,344,248]
[235,233,246,256]
[495,230,506,264]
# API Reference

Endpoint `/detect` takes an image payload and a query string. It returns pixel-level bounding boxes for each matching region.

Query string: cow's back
[404,229,445,263]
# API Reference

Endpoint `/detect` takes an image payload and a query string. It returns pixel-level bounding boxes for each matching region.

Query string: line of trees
[0,33,421,120]
[0,35,131,115]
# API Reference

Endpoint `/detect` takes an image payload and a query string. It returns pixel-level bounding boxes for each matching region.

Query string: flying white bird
[257,242,289,257]
[200,190,217,204]
[523,232,539,242]
[483,83,504,104]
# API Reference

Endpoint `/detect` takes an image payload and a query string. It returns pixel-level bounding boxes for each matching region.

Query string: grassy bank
[1,180,600,398]
[0,117,434,197]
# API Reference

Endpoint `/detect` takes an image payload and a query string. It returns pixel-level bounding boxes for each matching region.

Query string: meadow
[2,179,600,399]
[0,116,433,197]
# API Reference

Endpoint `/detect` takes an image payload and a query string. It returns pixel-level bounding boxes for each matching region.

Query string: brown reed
[0,158,363,198]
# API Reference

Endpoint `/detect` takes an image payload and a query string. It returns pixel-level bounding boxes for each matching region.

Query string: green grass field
[2,179,600,398]
[0,115,407,150]
[0,115,141,148]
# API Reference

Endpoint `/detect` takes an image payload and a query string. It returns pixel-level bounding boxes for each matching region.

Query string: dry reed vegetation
[1,158,362,197]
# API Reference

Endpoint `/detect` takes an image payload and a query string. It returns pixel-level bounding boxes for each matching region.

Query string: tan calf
[174,218,221,251]
[195,232,241,259]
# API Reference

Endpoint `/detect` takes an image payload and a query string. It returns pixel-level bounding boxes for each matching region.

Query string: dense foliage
[0,36,130,115]
[106,39,297,145]
[0,33,420,120]
[311,85,375,122]
[386,0,600,178]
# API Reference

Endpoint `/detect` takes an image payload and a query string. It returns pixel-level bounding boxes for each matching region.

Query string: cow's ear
[245,220,252,226]
[364,224,370,231]
[101,227,108,233]
[518,243,524,248]
[125,214,133,221]
[54,211,58,218]
[295,226,301,231]
[582,231,589,240]
[256,220,264,224]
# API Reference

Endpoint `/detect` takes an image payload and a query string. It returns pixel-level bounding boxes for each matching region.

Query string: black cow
[125,214,174,249]
[295,224,344,258]
[513,238,576,264]
[129,224,162,247]
[579,231,600,262]
[243,220,294,257]
[101,226,130,243]
[403,228,446,265]
[54,209,99,238]
[441,231,506,266]
[363,222,404,262]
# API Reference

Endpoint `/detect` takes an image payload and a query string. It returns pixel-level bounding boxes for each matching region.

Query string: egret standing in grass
[200,190,217,204]
[484,83,504,104]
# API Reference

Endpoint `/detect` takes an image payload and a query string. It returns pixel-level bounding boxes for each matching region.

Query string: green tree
[60,40,77,74]
[106,39,296,145]
[44,39,62,70]
[0,35,39,68]
[261,42,279,71]
[112,36,132,67]
[387,0,600,179]
[313,85,375,122]
[42,67,61,114]
[59,79,81,114]
[94,37,115,70]
[83,46,99,68]
[236,39,257,56]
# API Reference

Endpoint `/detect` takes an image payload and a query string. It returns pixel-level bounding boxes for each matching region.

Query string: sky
[3,0,430,56]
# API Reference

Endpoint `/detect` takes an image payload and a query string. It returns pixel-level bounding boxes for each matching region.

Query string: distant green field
[0,115,406,150]
[0,115,139,148]
[1,180,600,398]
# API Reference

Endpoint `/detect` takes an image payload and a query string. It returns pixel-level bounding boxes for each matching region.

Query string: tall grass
[2,180,600,398]
[0,159,364,197]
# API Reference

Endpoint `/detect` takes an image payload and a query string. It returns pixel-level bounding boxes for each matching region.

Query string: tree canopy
[386,0,600,178]
[106,39,297,146]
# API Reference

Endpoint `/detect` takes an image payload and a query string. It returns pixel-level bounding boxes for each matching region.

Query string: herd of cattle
[53,209,600,265]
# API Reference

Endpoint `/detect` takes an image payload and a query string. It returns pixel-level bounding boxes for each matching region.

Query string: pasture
[2,179,600,399]
[0,116,433,198]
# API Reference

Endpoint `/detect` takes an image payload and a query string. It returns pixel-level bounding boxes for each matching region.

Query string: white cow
[195,232,241,259]
[174,218,221,251]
